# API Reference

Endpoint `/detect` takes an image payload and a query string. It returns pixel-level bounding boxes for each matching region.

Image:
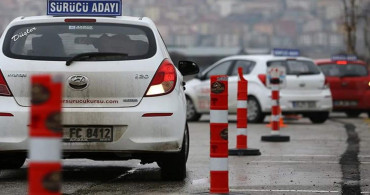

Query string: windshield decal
[11,27,37,42]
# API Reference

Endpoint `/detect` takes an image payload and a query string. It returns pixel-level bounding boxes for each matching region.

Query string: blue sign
[47,0,122,16]
[331,55,357,61]
[273,48,300,57]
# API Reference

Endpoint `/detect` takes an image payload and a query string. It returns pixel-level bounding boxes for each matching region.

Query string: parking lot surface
[0,114,369,195]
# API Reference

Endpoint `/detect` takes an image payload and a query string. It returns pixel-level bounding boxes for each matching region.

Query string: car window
[231,60,255,76]
[3,23,156,61]
[268,60,321,75]
[319,64,368,77]
[205,61,233,79]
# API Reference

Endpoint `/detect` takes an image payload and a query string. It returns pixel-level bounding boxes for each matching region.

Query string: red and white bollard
[210,75,229,194]
[261,74,290,142]
[29,75,63,195]
[229,67,260,156]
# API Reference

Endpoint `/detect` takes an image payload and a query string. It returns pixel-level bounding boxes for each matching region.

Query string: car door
[196,60,235,113]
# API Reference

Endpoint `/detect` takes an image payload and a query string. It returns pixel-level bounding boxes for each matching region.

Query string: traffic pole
[261,76,290,142]
[210,75,229,194]
[229,67,260,156]
[29,75,63,195]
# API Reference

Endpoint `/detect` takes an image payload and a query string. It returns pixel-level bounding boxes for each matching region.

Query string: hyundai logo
[68,75,89,90]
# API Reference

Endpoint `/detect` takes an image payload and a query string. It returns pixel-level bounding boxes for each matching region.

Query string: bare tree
[342,0,358,54]
[363,2,370,62]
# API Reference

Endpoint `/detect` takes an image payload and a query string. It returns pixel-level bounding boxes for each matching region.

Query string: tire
[248,97,265,123]
[158,123,189,181]
[308,112,329,124]
[186,97,201,121]
[367,111,370,118]
[0,154,26,169]
[345,111,361,118]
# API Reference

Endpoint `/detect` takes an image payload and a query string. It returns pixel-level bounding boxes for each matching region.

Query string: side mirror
[178,61,200,76]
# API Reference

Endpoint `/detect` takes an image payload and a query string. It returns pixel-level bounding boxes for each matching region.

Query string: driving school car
[186,49,332,124]
[316,55,370,118]
[0,0,199,180]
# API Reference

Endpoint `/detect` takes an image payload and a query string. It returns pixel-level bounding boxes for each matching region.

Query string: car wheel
[368,111,370,118]
[248,97,265,123]
[0,154,26,169]
[158,123,189,181]
[308,112,329,124]
[186,97,201,121]
[345,111,361,118]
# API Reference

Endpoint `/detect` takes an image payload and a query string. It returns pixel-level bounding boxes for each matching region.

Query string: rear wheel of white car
[345,111,361,118]
[186,97,201,121]
[158,123,189,181]
[308,112,329,124]
[0,154,26,169]
[248,97,265,123]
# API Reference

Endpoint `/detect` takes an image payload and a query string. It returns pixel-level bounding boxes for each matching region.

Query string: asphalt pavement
[0,113,369,195]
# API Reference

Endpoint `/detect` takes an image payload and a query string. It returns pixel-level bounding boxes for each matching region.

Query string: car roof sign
[331,55,357,61]
[273,48,300,57]
[47,0,122,16]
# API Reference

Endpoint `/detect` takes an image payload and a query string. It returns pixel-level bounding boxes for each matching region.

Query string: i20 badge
[68,75,89,90]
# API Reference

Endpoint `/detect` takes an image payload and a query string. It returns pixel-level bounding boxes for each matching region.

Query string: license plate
[63,126,113,142]
[292,101,316,109]
[334,100,358,107]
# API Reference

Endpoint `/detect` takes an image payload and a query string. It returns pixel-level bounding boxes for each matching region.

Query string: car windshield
[319,64,368,77]
[267,60,321,76]
[3,23,156,61]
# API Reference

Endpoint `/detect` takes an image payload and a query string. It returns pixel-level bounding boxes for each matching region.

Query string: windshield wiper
[66,52,128,66]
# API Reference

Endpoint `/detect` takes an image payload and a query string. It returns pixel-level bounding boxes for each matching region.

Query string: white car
[186,55,332,123]
[0,12,199,180]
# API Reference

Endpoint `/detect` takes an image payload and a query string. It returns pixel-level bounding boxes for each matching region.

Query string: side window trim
[203,60,235,80]
[226,60,237,76]
[232,60,256,76]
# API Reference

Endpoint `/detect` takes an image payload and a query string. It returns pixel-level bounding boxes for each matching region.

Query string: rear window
[267,60,321,76]
[319,64,368,77]
[3,23,156,61]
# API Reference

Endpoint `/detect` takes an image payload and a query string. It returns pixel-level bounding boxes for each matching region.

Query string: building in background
[0,0,367,63]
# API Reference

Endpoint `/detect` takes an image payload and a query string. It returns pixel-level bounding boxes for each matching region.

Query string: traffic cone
[284,114,301,121]
[266,108,287,128]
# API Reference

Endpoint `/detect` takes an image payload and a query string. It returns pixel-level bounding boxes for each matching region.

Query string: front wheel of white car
[248,97,265,123]
[157,123,189,181]
[186,97,201,121]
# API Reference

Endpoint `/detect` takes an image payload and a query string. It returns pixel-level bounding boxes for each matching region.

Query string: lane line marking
[261,155,338,157]
[249,161,338,164]
[360,162,370,164]
[191,178,209,185]
[230,189,340,193]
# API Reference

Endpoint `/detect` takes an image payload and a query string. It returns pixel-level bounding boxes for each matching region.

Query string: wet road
[0,114,369,194]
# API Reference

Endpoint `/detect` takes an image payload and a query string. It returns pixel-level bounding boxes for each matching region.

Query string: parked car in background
[186,52,332,124]
[316,57,370,118]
